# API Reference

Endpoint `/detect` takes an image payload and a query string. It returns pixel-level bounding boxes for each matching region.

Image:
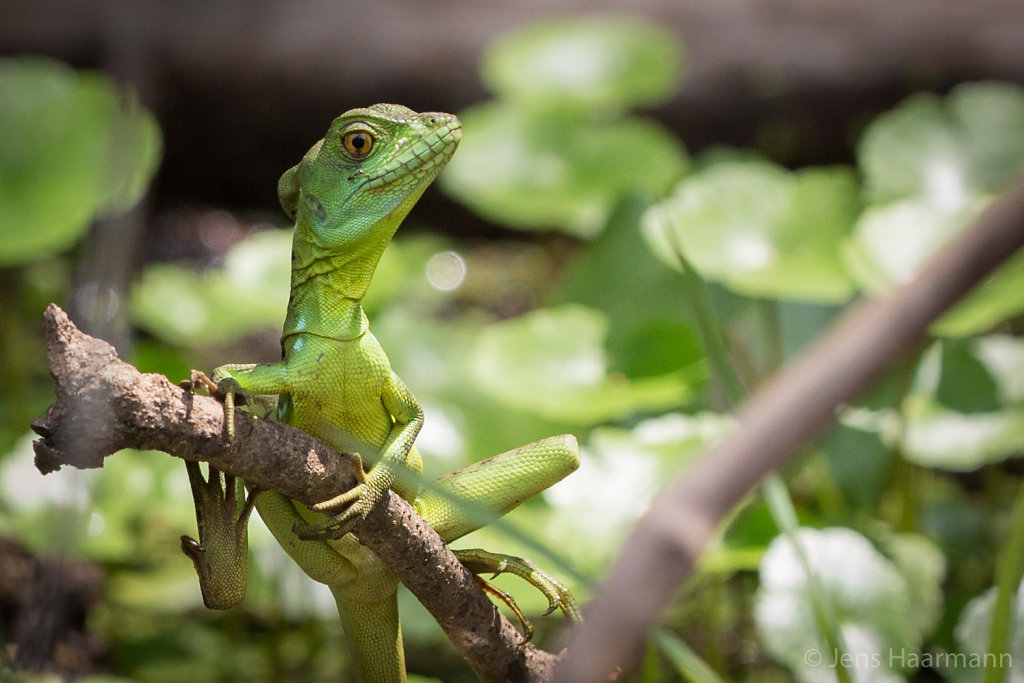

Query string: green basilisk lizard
[181,104,580,682]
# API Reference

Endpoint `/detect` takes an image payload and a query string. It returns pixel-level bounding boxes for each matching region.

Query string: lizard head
[280,104,461,254]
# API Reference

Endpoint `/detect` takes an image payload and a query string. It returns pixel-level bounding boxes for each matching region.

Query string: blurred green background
[4,2,1024,681]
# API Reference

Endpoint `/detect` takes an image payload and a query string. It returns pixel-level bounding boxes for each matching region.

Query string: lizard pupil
[343,130,373,158]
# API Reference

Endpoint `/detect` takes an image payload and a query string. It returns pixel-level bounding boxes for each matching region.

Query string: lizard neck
[282,233,388,342]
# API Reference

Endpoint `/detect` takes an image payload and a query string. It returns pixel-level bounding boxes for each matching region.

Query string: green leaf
[881,533,947,638]
[130,229,290,345]
[0,57,161,266]
[902,399,1024,472]
[468,304,689,424]
[844,337,1024,472]
[934,339,1001,414]
[842,199,975,293]
[952,82,1024,191]
[543,412,734,567]
[949,579,1024,682]
[560,198,706,379]
[440,104,687,236]
[820,424,891,509]
[480,16,684,110]
[643,160,859,302]
[849,83,1024,335]
[859,82,1024,207]
[933,249,1024,337]
[755,527,943,682]
[842,198,1024,336]
[900,337,1024,470]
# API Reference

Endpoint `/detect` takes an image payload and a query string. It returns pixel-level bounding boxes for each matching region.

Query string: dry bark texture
[31,305,561,683]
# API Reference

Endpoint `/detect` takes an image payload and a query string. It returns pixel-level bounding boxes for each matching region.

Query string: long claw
[186,369,220,395]
[474,575,534,641]
[455,548,582,634]
[309,483,364,513]
[291,507,361,541]
[185,370,249,441]
[293,455,387,540]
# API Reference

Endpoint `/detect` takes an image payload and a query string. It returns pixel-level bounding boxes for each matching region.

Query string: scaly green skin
[182,104,580,682]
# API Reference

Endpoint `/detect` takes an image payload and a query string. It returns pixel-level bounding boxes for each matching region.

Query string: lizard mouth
[363,115,462,190]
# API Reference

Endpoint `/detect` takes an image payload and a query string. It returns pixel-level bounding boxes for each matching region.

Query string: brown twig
[556,179,1024,682]
[30,304,560,683]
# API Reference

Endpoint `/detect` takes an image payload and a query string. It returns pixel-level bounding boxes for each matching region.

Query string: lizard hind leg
[456,547,582,632]
[415,434,580,542]
[415,434,582,632]
[181,461,258,610]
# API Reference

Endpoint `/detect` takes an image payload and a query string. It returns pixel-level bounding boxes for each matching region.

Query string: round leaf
[441,104,686,236]
[130,229,290,345]
[0,57,161,266]
[843,198,1024,336]
[469,304,688,424]
[842,199,974,293]
[951,579,1024,682]
[900,337,1024,470]
[480,16,684,109]
[881,533,947,638]
[544,412,734,564]
[756,527,941,682]
[643,160,858,302]
[858,82,1024,207]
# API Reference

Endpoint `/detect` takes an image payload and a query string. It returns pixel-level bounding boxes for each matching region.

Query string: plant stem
[654,628,727,683]
[983,476,1024,683]
[659,212,851,683]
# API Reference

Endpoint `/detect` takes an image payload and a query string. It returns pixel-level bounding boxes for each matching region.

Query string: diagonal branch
[555,178,1024,682]
[30,304,560,683]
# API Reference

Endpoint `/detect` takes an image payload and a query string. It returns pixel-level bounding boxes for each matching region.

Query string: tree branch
[556,178,1024,682]
[30,304,561,683]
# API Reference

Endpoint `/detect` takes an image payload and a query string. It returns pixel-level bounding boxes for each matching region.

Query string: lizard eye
[342,129,374,159]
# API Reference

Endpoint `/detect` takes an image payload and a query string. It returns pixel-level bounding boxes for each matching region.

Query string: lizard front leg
[189,362,286,439]
[294,372,423,541]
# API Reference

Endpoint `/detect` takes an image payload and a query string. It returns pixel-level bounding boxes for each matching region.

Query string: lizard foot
[455,547,581,635]
[184,369,271,441]
[292,455,390,541]
[181,461,260,609]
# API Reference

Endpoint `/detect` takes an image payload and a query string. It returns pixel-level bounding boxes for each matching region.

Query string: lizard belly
[282,332,394,463]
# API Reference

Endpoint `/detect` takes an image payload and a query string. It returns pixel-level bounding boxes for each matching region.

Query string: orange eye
[342,130,374,158]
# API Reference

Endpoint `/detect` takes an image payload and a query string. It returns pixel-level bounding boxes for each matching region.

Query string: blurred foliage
[479,16,683,111]
[131,229,291,346]
[440,17,688,237]
[848,82,1024,336]
[756,528,946,682]
[0,57,161,267]
[643,160,860,302]
[3,14,1024,683]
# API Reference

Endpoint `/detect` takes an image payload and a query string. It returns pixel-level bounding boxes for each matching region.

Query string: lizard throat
[283,265,370,342]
